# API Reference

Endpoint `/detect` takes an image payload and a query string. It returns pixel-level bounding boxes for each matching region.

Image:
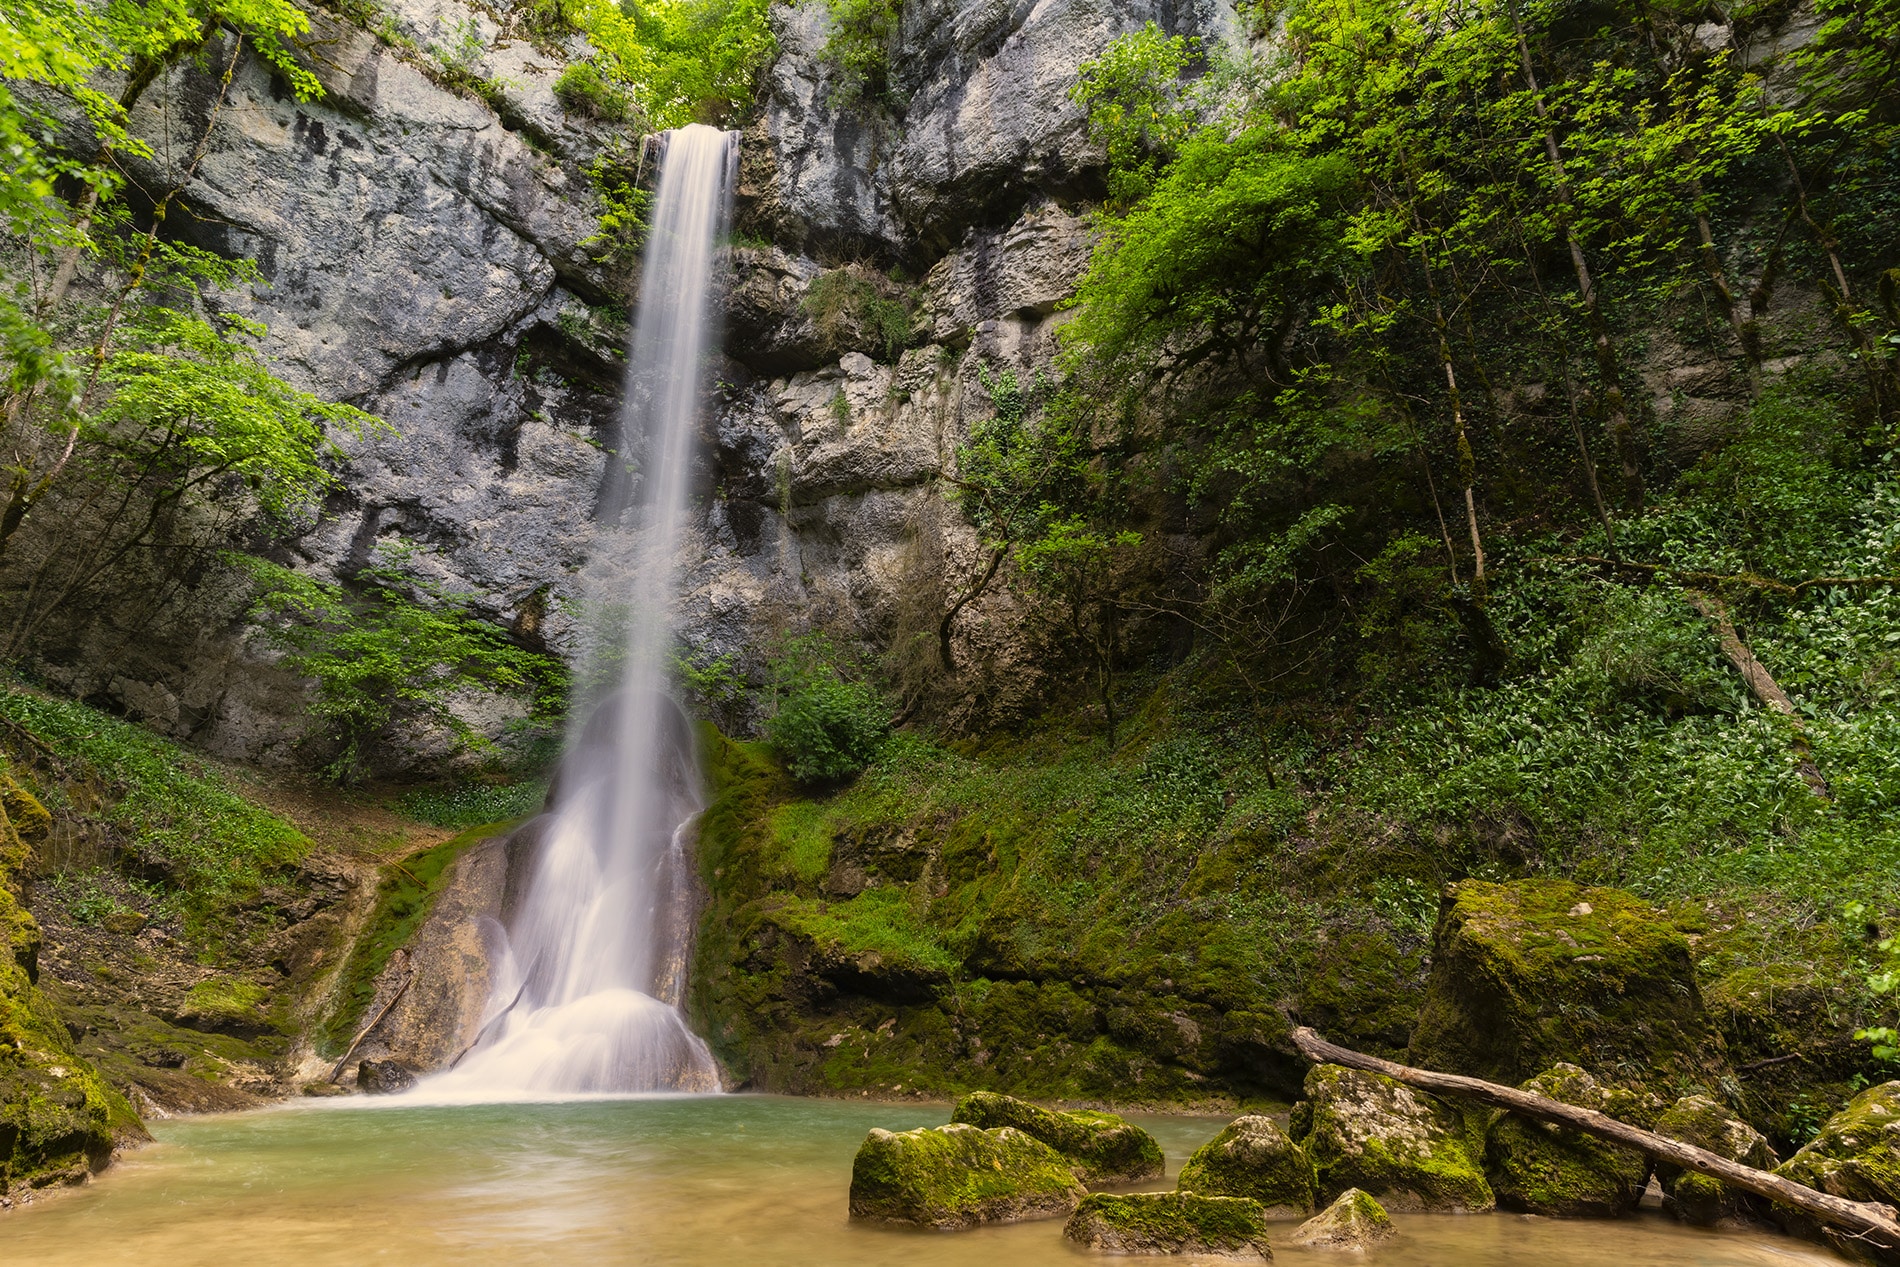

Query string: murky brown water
[1,1096,1846,1265]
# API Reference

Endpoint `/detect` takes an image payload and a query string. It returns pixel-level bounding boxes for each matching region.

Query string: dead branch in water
[1289,1027,1900,1256]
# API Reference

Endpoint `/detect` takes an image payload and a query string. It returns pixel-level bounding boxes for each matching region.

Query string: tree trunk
[1289,1027,1900,1257]
[1685,591,1830,798]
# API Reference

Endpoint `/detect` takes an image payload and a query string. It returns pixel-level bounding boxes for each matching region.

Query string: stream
[3,1096,1845,1265]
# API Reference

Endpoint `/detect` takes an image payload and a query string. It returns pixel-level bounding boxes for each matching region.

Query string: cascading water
[423,124,737,1097]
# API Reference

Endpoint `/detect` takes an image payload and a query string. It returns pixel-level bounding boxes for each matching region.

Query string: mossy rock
[1177,1114,1317,1216]
[1703,961,1873,1151]
[949,1091,1162,1183]
[1408,880,1725,1091]
[1774,1080,1900,1256]
[1654,1094,1776,1226]
[1064,1191,1273,1258]
[1299,1063,1493,1211]
[1288,1187,1394,1251]
[848,1122,1086,1228]
[1485,1064,1649,1217]
[0,776,144,1193]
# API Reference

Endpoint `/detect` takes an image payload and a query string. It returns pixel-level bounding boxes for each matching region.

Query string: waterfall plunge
[424,125,736,1098]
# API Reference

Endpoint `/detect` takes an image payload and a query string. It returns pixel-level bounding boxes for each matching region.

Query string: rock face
[848,1121,1086,1227]
[1176,1114,1318,1216]
[949,1090,1163,1182]
[1653,1094,1776,1226]
[1774,1081,1900,1244]
[1297,1063,1493,1212]
[1288,1188,1394,1252]
[1484,1064,1650,1217]
[1408,880,1726,1090]
[1064,1191,1274,1258]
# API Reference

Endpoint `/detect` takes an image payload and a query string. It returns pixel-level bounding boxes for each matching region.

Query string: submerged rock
[1485,1065,1649,1217]
[1176,1114,1318,1216]
[1064,1191,1273,1258]
[950,1091,1163,1183]
[1409,880,1724,1089]
[848,1122,1086,1228]
[1774,1080,1900,1253]
[357,1059,420,1095]
[1288,1188,1395,1251]
[1299,1063,1493,1211]
[1654,1094,1776,1226]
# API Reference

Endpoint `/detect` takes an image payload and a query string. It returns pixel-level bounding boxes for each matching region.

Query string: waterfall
[424,124,736,1097]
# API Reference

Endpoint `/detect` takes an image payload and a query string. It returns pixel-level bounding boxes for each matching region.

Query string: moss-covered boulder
[950,1091,1163,1183]
[1773,1081,1900,1253]
[848,1122,1086,1228]
[1485,1064,1650,1217]
[1064,1191,1273,1258]
[1409,880,1725,1090]
[1704,962,1872,1151]
[1298,1063,1493,1211]
[1176,1114,1317,1216]
[1288,1188,1395,1251]
[0,774,143,1198]
[1653,1094,1776,1226]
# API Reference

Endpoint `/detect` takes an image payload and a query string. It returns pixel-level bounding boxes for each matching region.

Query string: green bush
[554,59,634,121]
[764,634,889,785]
[821,0,899,105]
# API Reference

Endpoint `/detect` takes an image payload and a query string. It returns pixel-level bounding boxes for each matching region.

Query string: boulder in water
[1063,1191,1274,1258]
[1654,1094,1776,1226]
[848,1122,1085,1228]
[1299,1063,1493,1211]
[1287,1188,1394,1251]
[1409,880,1724,1089]
[357,1059,419,1095]
[949,1091,1163,1183]
[1176,1114,1317,1216]
[1774,1081,1900,1253]
[1484,1064,1649,1217]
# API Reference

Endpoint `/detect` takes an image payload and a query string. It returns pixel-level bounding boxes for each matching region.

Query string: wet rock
[1408,880,1726,1089]
[949,1091,1163,1183]
[1654,1094,1776,1226]
[1774,1081,1900,1252]
[1299,1063,1493,1211]
[356,1059,419,1095]
[1063,1191,1273,1258]
[1287,1188,1395,1251]
[1176,1114,1317,1216]
[848,1122,1086,1228]
[1485,1064,1650,1217]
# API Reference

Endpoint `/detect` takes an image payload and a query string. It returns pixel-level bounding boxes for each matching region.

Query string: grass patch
[0,685,307,945]
[398,780,546,828]
[767,802,834,885]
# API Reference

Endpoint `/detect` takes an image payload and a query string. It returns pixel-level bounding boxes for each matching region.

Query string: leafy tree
[764,633,888,784]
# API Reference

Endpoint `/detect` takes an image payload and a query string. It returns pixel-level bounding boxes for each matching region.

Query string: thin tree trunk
[1685,590,1830,798]
[1289,1027,1900,1256]
[938,543,1005,674]
[1510,4,1644,511]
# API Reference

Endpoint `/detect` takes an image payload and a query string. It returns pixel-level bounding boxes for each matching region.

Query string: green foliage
[554,58,634,121]
[764,633,889,785]
[237,547,564,784]
[821,0,900,106]
[802,268,913,361]
[397,780,546,828]
[1069,22,1200,206]
[0,684,308,942]
[561,0,777,128]
[582,147,654,270]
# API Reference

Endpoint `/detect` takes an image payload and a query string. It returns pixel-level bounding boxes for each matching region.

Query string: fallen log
[1290,1027,1900,1256]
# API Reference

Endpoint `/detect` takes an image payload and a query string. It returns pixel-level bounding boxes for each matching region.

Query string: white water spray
[425,125,736,1097]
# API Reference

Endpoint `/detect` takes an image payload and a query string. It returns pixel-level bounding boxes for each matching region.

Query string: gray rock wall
[63,0,1240,767]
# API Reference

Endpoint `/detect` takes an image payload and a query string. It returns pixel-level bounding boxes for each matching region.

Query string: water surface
[3,1096,1844,1266]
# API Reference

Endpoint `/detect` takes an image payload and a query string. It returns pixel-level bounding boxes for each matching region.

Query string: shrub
[765,634,889,784]
[554,59,634,121]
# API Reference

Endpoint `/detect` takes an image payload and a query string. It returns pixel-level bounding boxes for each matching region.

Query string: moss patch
[847,1122,1085,1227]
[950,1090,1163,1182]
[1064,1191,1273,1257]
[1177,1113,1317,1215]
[1409,879,1726,1093]
[1484,1064,1650,1217]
